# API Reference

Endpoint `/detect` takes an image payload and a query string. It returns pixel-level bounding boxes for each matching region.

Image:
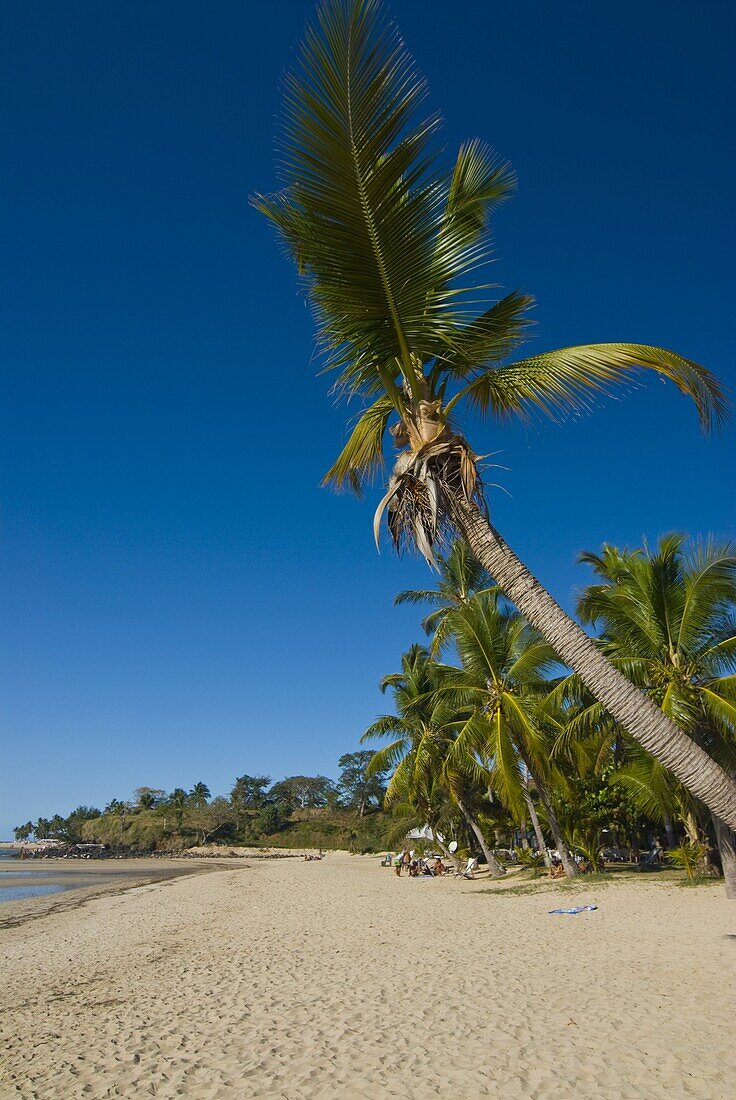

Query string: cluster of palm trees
[361,538,736,895]
[255,0,736,839]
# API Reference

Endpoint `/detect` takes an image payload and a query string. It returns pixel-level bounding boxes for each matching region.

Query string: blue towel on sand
[548,905,598,915]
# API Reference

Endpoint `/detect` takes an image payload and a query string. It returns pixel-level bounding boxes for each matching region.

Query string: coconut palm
[253,0,736,827]
[361,645,486,871]
[169,788,189,833]
[433,594,579,876]
[189,782,211,810]
[394,539,496,641]
[104,799,128,837]
[565,535,736,893]
[362,648,448,827]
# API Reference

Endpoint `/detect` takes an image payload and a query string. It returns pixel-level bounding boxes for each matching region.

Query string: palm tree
[361,645,474,872]
[567,535,736,894]
[170,788,188,833]
[434,594,579,876]
[253,0,736,827]
[189,782,211,810]
[105,799,128,838]
[394,539,495,640]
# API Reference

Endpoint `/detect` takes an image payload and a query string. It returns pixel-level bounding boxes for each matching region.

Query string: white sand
[1,853,734,1098]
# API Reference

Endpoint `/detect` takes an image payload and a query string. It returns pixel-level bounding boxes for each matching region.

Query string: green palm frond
[253,0,495,402]
[435,291,533,382]
[322,394,397,493]
[610,756,678,823]
[447,343,728,432]
[444,139,516,241]
[486,709,525,818]
[678,540,736,652]
[364,738,410,778]
[700,686,736,733]
[699,623,736,676]
[394,589,445,608]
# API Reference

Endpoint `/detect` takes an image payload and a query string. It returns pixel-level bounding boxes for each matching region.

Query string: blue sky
[1,1,734,837]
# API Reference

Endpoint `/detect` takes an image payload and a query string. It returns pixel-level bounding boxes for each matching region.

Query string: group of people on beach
[391,851,446,877]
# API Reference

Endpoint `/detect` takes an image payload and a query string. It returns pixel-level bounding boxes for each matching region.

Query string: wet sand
[0,857,220,931]
[1,853,734,1098]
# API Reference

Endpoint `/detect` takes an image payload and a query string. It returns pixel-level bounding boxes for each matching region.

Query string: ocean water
[0,883,68,902]
[0,850,87,903]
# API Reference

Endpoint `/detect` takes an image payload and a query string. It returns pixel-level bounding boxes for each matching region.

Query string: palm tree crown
[254,0,725,559]
[394,539,495,639]
[569,536,736,768]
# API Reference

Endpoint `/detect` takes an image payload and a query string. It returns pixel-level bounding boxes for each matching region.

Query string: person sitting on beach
[433,857,445,876]
[408,859,419,877]
[549,857,565,879]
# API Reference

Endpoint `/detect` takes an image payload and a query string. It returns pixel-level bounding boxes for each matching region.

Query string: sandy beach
[1,854,734,1099]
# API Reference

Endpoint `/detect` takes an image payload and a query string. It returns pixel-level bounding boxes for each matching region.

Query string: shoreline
[0,857,236,931]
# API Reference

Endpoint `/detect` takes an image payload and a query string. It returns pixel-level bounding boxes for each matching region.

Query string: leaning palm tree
[394,539,496,639]
[253,0,736,827]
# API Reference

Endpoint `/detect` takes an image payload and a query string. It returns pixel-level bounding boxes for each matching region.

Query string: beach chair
[459,857,478,879]
[637,846,663,870]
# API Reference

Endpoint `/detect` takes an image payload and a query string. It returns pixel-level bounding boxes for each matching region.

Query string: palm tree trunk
[434,836,463,874]
[450,494,736,831]
[662,811,676,850]
[523,786,551,868]
[522,758,578,878]
[712,814,736,900]
[456,799,505,878]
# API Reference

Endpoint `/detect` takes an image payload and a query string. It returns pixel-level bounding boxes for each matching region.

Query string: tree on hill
[64,806,102,843]
[188,798,236,846]
[269,776,338,810]
[338,750,389,817]
[230,774,271,812]
[104,799,130,837]
[189,782,211,809]
[168,789,189,833]
[134,788,166,810]
[253,0,736,828]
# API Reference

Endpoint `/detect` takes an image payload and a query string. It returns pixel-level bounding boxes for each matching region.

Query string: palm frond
[439,292,533,384]
[444,139,516,240]
[450,344,728,432]
[322,393,397,493]
[393,588,445,608]
[254,0,492,399]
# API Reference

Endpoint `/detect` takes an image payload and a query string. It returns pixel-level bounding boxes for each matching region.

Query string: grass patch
[674,875,723,889]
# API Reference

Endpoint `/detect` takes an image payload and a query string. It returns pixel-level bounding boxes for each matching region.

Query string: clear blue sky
[1,1,734,837]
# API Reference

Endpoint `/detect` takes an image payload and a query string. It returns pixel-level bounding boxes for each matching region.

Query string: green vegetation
[254,0,736,831]
[667,842,709,883]
[360,535,736,895]
[14,755,393,854]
